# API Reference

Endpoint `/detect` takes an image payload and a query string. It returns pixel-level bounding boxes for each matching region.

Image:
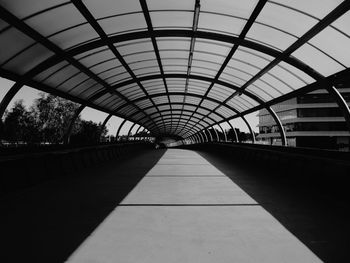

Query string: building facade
[257,88,350,151]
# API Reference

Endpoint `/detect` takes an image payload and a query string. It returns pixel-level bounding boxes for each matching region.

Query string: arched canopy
[1,0,349,138]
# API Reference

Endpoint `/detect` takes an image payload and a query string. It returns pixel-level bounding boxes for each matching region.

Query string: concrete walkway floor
[66,149,321,263]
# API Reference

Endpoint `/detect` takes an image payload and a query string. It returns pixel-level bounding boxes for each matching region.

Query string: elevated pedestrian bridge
[1,142,349,262]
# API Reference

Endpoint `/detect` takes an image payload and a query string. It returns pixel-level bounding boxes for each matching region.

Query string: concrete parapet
[0,142,153,196]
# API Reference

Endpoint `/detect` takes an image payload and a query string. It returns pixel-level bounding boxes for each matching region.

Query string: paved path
[66,149,321,263]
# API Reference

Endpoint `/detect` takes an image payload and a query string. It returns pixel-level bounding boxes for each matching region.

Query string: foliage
[2,100,39,143]
[31,93,80,143]
[1,93,108,145]
[70,120,107,145]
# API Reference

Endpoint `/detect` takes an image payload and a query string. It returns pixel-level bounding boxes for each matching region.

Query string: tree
[31,93,80,143]
[2,100,39,143]
[70,120,107,145]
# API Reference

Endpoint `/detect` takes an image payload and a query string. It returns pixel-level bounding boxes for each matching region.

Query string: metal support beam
[226,121,238,142]
[198,132,204,143]
[218,123,228,142]
[116,119,127,140]
[127,123,137,141]
[327,85,350,132]
[134,125,143,140]
[242,116,255,143]
[206,129,213,142]
[266,106,287,146]
[63,105,85,144]
[0,83,22,120]
[100,114,112,141]
[202,130,209,142]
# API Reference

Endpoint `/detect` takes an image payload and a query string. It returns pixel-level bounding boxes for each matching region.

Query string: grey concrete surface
[66,149,322,263]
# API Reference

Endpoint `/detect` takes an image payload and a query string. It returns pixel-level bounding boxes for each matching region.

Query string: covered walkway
[2,147,347,262]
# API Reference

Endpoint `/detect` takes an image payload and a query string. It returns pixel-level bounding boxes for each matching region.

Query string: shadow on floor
[197,150,349,263]
[0,149,166,263]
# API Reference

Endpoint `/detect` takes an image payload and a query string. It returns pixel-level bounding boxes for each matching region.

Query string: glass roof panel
[116,39,154,55]
[132,66,160,77]
[135,99,152,108]
[216,106,235,119]
[42,65,80,87]
[163,65,187,74]
[183,105,197,112]
[161,58,188,67]
[197,108,211,116]
[208,113,223,122]
[246,23,297,51]
[233,47,273,69]
[333,12,350,36]
[124,51,157,65]
[77,49,116,68]
[191,66,217,78]
[0,28,35,65]
[246,85,273,101]
[0,0,68,19]
[156,37,191,51]
[270,0,343,19]
[25,4,86,37]
[3,43,53,75]
[257,2,318,37]
[201,100,219,110]
[201,0,257,19]
[160,50,189,60]
[277,61,315,84]
[74,46,108,60]
[207,84,233,101]
[98,67,126,80]
[292,43,345,76]
[185,97,202,105]
[90,59,121,74]
[106,72,131,85]
[69,78,97,96]
[170,95,184,103]
[309,26,350,67]
[259,73,294,94]
[33,61,69,82]
[56,72,90,92]
[198,13,245,36]
[83,0,142,18]
[252,79,283,98]
[147,0,193,10]
[224,59,260,79]
[144,107,158,115]
[192,51,225,65]
[99,13,147,36]
[150,11,193,29]
[268,63,309,90]
[48,23,98,50]
[195,39,233,56]
[78,84,104,100]
[147,87,166,95]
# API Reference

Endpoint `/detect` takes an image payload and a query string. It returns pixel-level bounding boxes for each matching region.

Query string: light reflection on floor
[66,149,322,263]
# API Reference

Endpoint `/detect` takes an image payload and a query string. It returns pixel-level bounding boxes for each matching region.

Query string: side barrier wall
[181,142,350,177]
[0,142,153,195]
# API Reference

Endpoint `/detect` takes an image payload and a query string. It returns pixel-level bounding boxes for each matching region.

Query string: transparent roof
[0,0,349,137]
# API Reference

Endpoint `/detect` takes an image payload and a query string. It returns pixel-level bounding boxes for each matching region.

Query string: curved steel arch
[142,109,224,131]
[1,2,349,143]
[108,74,289,142]
[205,129,213,142]
[146,113,212,131]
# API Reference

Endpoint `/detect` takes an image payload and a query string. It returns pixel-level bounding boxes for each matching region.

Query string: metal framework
[1,0,349,144]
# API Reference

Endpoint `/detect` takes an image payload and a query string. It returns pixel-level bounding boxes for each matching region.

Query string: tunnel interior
[0,0,349,145]
[1,1,350,263]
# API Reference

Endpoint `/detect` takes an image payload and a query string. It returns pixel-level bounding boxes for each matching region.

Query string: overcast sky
[0,77,259,135]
